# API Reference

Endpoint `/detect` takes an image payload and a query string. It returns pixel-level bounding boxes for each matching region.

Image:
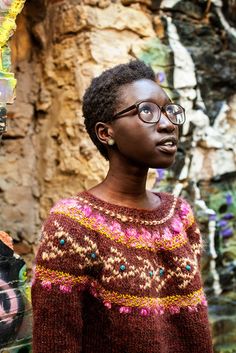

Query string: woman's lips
[156,144,177,154]
[156,136,178,154]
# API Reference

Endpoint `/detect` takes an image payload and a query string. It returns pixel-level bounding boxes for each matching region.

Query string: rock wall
[0,0,235,351]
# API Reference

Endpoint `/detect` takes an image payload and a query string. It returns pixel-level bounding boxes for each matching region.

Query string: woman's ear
[95,122,114,146]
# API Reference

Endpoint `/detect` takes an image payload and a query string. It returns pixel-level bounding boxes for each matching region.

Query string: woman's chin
[149,156,176,169]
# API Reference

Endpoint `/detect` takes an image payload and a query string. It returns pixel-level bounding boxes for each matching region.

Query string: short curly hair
[82,60,156,160]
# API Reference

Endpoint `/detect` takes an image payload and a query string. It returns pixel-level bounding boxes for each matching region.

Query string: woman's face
[110,79,179,169]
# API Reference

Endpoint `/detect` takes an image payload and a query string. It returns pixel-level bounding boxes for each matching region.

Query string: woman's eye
[140,106,152,114]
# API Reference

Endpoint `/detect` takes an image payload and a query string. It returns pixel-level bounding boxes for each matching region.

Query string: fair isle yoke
[37,191,203,311]
[32,191,213,353]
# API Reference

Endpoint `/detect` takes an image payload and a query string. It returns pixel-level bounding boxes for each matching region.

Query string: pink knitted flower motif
[119,306,131,314]
[94,213,105,226]
[152,231,160,242]
[188,306,198,313]
[140,228,152,241]
[171,218,183,233]
[153,306,164,315]
[104,301,112,309]
[169,306,180,314]
[180,202,190,218]
[63,198,79,209]
[90,286,98,298]
[82,205,92,217]
[140,308,150,316]
[109,221,122,233]
[51,198,79,213]
[201,298,208,307]
[59,284,72,293]
[126,227,138,239]
[108,221,126,240]
[41,280,52,291]
[162,227,173,241]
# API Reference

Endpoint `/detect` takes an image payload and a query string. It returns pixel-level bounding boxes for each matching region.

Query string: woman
[32,60,213,353]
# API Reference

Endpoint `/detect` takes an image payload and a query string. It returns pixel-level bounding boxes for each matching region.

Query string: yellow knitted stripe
[93,283,205,309]
[53,210,194,251]
[35,265,204,309]
[35,265,90,286]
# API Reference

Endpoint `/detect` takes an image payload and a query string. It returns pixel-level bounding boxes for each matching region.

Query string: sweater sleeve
[32,207,100,353]
[179,198,203,270]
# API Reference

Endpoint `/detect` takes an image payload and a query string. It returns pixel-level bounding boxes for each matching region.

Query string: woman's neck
[88,159,160,210]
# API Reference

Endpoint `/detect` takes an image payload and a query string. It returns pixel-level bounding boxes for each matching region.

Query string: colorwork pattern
[32,191,213,353]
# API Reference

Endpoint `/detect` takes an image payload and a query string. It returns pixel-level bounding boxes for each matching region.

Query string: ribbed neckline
[78,191,176,223]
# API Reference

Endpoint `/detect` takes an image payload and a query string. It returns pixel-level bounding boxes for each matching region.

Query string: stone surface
[89,29,139,64]
[121,0,152,6]
[166,16,197,88]
[85,4,155,37]
[160,0,181,8]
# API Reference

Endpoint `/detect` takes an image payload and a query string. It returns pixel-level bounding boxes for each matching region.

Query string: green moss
[138,38,173,68]
[137,38,179,99]
[214,343,236,353]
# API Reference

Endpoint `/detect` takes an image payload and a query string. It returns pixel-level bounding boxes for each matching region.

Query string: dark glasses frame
[111,100,186,125]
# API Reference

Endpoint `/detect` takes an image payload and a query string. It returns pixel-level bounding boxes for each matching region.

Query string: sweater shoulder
[174,196,201,243]
[50,195,81,216]
[41,195,86,241]
[175,196,195,223]
[35,195,100,275]
[156,191,192,211]
[157,192,194,224]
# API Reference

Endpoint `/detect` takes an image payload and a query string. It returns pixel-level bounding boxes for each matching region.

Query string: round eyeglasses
[112,101,186,125]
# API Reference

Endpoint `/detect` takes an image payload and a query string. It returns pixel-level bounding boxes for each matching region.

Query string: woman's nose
[156,112,176,132]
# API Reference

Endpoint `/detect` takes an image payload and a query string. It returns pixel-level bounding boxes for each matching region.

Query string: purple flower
[225,193,233,206]
[220,227,234,238]
[156,168,165,182]
[223,213,234,220]
[217,220,228,228]
[156,72,165,83]
[209,213,217,221]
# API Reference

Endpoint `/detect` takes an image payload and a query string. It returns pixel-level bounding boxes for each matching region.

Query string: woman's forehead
[118,79,170,106]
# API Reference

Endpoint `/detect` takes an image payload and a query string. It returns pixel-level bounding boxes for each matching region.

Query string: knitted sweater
[32,191,213,353]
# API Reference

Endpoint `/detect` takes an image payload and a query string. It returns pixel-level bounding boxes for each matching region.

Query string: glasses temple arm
[112,104,137,118]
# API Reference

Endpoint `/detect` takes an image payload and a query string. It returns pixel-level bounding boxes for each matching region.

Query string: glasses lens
[165,104,185,125]
[138,102,159,123]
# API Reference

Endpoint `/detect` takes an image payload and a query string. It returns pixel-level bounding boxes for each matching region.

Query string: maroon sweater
[32,191,213,353]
